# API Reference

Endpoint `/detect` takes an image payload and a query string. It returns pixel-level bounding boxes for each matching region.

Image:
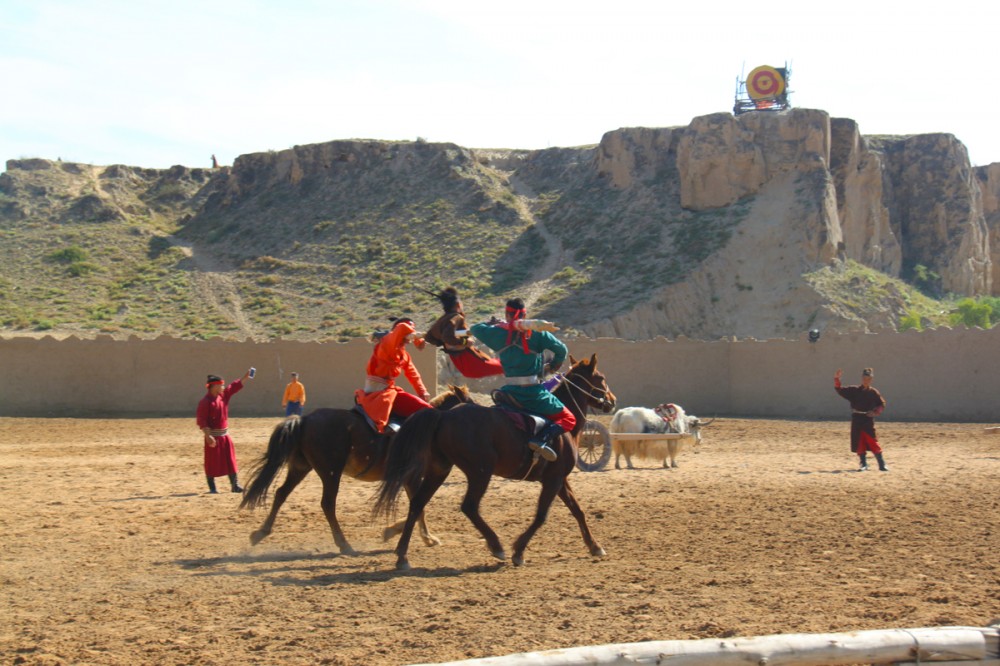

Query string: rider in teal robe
[471,298,576,461]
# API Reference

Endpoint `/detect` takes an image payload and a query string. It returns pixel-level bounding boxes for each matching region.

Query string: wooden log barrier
[412,626,999,666]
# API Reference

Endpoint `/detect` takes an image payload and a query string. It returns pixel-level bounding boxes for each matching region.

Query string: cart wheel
[576,419,612,472]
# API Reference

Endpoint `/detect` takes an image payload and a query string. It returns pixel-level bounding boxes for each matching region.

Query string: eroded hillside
[2,109,999,341]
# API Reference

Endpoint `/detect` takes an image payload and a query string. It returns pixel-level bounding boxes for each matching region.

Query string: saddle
[490,389,549,436]
[352,404,403,435]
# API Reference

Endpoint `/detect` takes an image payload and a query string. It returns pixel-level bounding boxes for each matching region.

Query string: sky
[2,0,999,170]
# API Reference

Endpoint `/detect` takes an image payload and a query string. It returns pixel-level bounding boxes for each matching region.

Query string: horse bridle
[561,372,614,412]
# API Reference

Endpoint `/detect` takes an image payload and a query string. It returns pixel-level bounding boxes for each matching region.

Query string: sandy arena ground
[1,415,998,665]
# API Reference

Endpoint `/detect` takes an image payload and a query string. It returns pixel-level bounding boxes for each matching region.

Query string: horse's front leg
[318,465,356,555]
[556,477,606,558]
[250,458,310,546]
[510,477,563,566]
[459,472,505,562]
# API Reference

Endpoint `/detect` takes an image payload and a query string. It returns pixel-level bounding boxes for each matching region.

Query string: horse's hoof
[339,545,358,557]
[512,554,525,566]
[592,546,607,557]
[491,550,507,561]
[249,530,268,546]
[423,536,442,547]
[396,559,411,571]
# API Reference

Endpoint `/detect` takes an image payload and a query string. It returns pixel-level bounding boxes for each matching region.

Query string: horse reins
[559,373,613,414]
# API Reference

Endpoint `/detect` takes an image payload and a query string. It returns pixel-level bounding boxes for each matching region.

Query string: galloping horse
[240,385,472,555]
[373,354,616,569]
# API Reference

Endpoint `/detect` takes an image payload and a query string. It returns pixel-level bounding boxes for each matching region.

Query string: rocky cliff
[579,109,997,339]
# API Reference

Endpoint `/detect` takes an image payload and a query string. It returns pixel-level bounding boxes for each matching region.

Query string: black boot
[875,453,888,472]
[858,454,868,471]
[206,476,218,494]
[528,422,562,462]
[229,473,243,493]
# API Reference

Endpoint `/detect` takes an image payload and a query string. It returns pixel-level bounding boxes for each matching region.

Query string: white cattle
[609,403,708,469]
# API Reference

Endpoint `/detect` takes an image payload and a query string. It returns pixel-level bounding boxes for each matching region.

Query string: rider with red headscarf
[354,317,433,433]
[470,297,575,462]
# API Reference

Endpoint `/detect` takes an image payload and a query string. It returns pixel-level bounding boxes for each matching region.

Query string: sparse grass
[46,246,90,264]
[0,148,965,341]
[804,261,952,329]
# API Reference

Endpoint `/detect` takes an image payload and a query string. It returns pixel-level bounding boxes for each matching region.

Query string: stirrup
[529,441,558,462]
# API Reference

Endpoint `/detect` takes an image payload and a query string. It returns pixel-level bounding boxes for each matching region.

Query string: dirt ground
[1,415,998,666]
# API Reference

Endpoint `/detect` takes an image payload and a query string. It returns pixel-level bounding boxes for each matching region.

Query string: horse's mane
[429,384,471,407]
[555,356,592,393]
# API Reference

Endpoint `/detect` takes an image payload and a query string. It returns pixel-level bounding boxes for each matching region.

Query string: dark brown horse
[373,354,617,569]
[240,385,472,555]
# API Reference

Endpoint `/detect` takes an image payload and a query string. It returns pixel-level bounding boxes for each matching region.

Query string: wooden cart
[575,420,691,472]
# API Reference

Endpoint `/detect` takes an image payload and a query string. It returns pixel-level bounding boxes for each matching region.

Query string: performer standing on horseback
[424,286,503,379]
[355,317,433,433]
[471,297,575,462]
[197,369,253,494]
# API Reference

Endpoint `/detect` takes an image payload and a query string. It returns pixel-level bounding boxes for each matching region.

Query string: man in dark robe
[834,367,888,471]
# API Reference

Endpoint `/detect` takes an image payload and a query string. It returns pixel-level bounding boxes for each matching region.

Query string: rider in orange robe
[354,318,433,433]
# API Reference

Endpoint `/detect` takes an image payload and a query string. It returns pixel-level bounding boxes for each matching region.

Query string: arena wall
[1,326,998,420]
[585,326,1000,422]
[0,336,437,418]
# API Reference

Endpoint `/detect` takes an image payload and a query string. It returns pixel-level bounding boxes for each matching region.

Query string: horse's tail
[372,408,443,520]
[239,416,303,511]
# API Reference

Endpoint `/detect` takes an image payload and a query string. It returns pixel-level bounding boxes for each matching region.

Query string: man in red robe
[197,369,253,493]
[834,367,888,472]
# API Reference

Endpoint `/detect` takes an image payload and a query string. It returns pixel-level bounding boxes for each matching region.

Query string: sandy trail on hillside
[1,416,997,666]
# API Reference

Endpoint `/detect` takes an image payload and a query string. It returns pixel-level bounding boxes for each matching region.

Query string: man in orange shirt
[282,372,306,416]
[354,317,432,433]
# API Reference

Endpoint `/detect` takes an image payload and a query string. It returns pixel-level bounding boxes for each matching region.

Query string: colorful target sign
[747,65,785,100]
